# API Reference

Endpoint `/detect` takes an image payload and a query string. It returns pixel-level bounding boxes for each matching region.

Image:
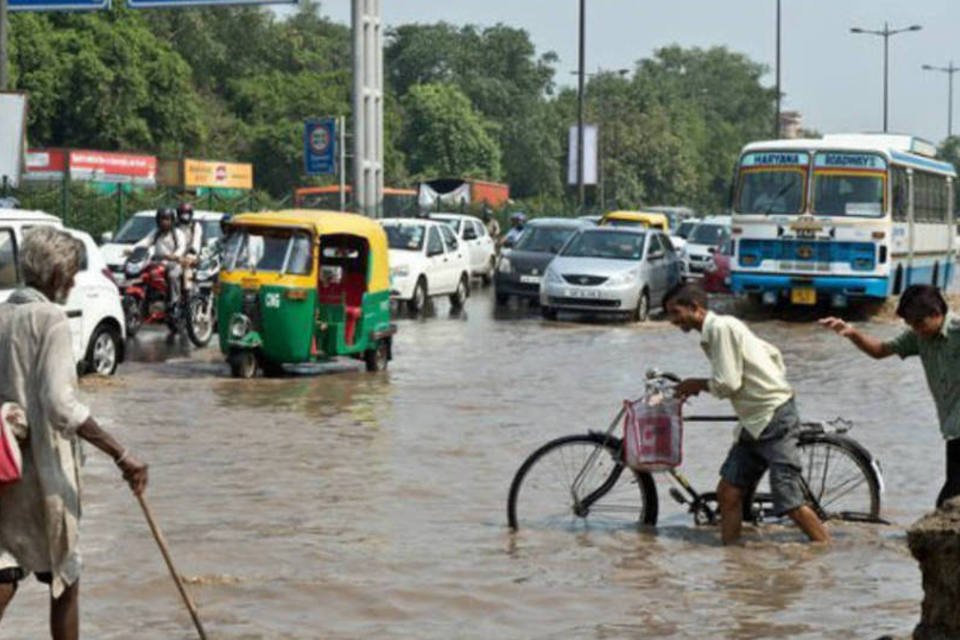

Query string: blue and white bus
[730,134,956,306]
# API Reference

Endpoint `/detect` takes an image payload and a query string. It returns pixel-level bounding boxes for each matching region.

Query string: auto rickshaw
[599,211,670,232]
[217,209,396,378]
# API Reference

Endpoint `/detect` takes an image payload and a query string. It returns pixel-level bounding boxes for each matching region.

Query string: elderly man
[0,226,147,640]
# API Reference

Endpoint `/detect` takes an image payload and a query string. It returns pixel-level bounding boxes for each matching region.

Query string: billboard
[9,0,109,12]
[184,159,253,190]
[24,148,68,182]
[68,150,157,185]
[567,124,598,186]
[0,93,28,188]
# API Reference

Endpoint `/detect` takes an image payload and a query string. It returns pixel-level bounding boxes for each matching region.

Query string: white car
[0,208,126,375]
[429,213,496,283]
[381,218,471,312]
[681,215,732,279]
[100,209,226,286]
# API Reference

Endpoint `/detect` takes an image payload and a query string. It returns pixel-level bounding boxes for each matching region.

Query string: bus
[729,133,956,306]
[294,186,418,218]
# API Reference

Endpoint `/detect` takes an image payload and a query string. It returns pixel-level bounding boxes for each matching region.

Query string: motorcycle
[121,245,216,348]
[182,240,222,348]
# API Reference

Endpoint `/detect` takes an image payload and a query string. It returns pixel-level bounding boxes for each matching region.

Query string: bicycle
[507,369,885,531]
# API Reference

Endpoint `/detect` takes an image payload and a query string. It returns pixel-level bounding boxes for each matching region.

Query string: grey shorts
[719,398,805,515]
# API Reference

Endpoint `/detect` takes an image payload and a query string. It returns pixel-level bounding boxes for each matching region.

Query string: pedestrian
[482,206,500,241]
[820,284,960,508]
[663,283,830,545]
[0,226,148,640]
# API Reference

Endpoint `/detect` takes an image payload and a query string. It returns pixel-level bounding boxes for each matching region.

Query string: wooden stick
[136,493,208,640]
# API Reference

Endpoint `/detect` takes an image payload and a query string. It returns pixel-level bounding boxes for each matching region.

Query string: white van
[0,208,126,375]
[100,209,226,286]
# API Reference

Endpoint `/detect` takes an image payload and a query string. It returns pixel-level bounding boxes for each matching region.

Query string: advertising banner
[567,124,598,186]
[183,159,253,190]
[126,0,292,8]
[24,148,67,182]
[304,118,337,176]
[68,150,157,185]
[10,0,108,12]
[0,93,28,188]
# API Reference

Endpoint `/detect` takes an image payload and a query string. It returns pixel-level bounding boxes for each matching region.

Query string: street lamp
[576,0,586,211]
[922,62,960,139]
[775,0,781,138]
[850,22,922,133]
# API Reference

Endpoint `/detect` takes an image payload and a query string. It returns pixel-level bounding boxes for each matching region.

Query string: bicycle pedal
[668,488,688,505]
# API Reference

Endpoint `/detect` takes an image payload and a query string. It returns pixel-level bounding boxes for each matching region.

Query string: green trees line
[8,1,778,213]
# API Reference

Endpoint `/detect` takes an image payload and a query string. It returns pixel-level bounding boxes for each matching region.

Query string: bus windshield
[812,152,887,217]
[736,169,805,215]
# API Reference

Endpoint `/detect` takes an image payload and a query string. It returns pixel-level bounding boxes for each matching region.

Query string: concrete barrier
[907,496,960,639]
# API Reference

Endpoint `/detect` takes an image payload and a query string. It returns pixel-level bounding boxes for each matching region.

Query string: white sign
[567,124,598,186]
[0,94,28,189]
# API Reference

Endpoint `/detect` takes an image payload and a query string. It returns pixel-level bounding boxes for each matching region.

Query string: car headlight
[544,269,563,284]
[608,268,640,286]
[497,257,513,274]
[391,265,410,278]
[230,314,251,339]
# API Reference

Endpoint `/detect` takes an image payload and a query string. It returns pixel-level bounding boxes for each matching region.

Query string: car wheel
[633,290,650,323]
[449,274,469,309]
[84,323,121,376]
[495,292,509,306]
[408,277,427,314]
[541,306,558,321]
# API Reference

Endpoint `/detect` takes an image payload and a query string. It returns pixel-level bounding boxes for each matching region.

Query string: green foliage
[400,83,502,181]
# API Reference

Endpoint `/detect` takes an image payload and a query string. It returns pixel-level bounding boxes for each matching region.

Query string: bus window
[813,173,885,217]
[736,170,805,214]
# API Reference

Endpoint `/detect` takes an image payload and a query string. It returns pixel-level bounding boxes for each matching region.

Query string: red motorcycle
[121,246,209,346]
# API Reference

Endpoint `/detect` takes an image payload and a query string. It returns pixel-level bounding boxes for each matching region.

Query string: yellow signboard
[184,159,253,190]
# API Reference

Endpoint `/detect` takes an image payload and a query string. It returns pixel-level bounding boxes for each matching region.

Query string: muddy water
[0,290,943,639]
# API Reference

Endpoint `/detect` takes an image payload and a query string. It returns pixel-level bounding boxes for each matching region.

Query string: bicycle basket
[622,394,683,472]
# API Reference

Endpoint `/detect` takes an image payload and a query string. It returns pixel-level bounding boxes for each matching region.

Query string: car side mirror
[100,231,114,244]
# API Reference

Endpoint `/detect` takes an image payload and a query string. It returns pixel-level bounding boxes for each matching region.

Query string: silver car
[539,227,682,322]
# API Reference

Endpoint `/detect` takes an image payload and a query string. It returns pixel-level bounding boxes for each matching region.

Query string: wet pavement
[0,286,945,639]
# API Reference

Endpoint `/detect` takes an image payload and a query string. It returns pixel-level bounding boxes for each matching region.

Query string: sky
[305,0,960,146]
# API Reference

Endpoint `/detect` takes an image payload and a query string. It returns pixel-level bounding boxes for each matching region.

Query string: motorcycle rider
[131,208,185,322]
[500,212,527,248]
[176,202,203,296]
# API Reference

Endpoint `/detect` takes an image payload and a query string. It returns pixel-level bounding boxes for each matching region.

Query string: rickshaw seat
[318,271,365,345]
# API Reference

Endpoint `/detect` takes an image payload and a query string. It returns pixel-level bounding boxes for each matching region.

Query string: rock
[907,496,960,640]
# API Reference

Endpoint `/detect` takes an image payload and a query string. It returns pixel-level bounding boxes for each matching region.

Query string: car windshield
[384,223,425,251]
[114,216,156,243]
[561,231,645,260]
[736,169,806,214]
[436,218,461,234]
[222,228,313,275]
[677,221,697,239]
[200,220,224,242]
[689,224,728,246]
[604,218,645,228]
[514,226,577,253]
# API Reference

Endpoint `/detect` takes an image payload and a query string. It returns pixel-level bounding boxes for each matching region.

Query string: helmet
[155,207,176,225]
[219,214,233,233]
[176,202,195,225]
[510,212,526,224]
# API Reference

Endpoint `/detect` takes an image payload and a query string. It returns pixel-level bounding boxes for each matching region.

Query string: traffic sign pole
[338,115,346,212]
[1,0,9,91]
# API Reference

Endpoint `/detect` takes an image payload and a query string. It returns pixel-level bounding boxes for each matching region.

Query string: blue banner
[126,0,293,8]
[741,151,809,167]
[814,152,887,170]
[10,0,108,12]
[304,118,336,176]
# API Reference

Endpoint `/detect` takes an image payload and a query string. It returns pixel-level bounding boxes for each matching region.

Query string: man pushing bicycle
[663,283,829,545]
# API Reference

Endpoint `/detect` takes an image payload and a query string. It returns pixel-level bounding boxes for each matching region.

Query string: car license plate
[519,275,542,284]
[790,287,817,305]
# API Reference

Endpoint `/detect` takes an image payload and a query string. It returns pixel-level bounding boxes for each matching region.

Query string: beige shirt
[0,288,90,597]
[699,311,793,439]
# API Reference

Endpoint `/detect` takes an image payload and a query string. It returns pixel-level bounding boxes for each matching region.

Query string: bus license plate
[790,287,817,305]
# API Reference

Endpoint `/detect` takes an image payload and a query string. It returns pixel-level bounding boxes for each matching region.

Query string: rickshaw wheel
[228,350,258,379]
[364,339,389,372]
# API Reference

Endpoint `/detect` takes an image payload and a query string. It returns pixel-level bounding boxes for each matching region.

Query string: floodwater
[1,288,945,639]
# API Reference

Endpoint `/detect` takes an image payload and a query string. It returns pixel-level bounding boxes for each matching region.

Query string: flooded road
[1,288,942,639]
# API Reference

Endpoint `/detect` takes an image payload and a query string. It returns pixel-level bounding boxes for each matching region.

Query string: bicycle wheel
[507,433,658,531]
[797,434,881,522]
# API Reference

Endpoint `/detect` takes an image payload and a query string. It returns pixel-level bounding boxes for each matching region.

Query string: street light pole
[922,62,960,139]
[0,0,9,91]
[775,0,781,137]
[850,22,922,133]
[576,0,586,211]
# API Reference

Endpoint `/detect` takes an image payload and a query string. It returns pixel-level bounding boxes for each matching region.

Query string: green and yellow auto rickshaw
[217,209,396,378]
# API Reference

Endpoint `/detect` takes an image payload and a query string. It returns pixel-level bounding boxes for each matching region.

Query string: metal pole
[775,0,781,137]
[338,115,346,211]
[883,23,889,133]
[576,0,586,211]
[0,0,8,91]
[950,62,955,138]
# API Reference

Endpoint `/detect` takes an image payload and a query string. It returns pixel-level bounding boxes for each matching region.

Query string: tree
[400,83,501,180]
